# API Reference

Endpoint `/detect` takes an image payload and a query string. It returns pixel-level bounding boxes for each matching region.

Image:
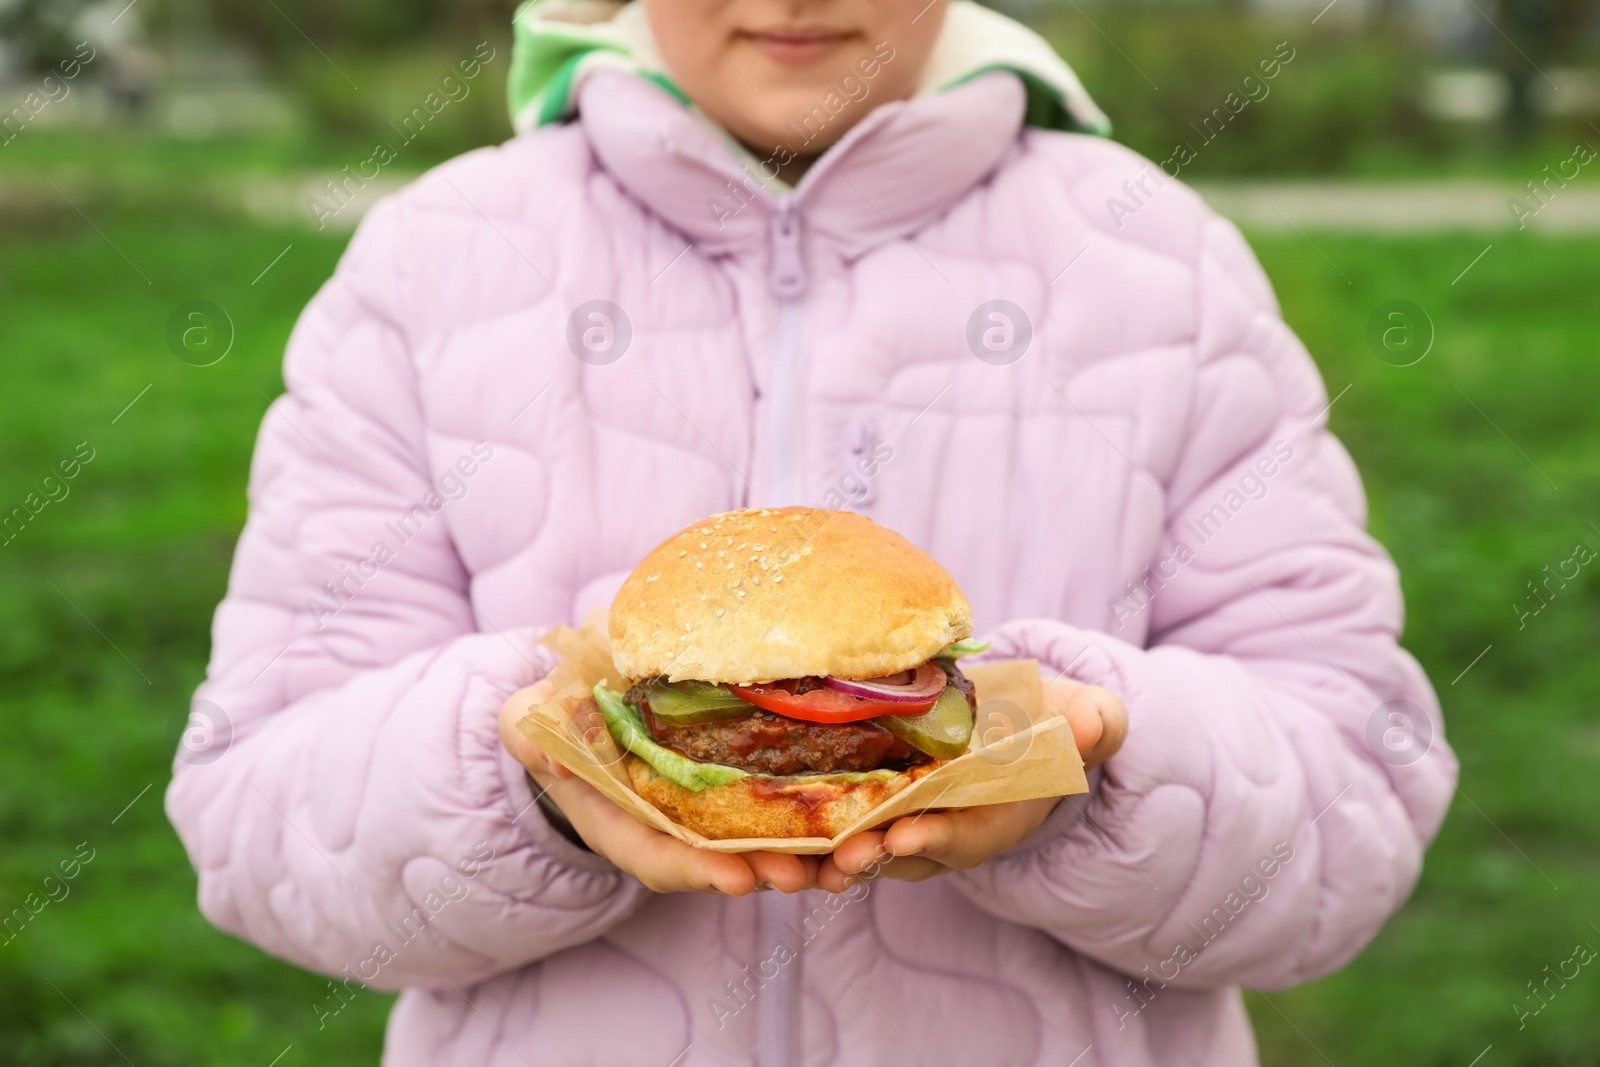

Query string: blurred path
[237,176,1600,233]
[2,173,1597,233]
[1192,180,1600,233]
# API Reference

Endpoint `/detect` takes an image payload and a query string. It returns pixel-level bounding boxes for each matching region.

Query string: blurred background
[1,0,1597,1063]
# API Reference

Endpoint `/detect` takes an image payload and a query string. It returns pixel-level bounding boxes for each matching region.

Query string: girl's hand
[816,676,1128,893]
[499,681,819,895]
[1047,675,1129,770]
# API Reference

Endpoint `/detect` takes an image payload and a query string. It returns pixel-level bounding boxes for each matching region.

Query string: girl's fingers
[814,831,888,894]
[791,852,823,888]
[833,810,999,877]
[514,737,574,781]
[816,827,950,892]
[847,855,949,884]
[522,680,577,778]
[871,856,949,882]
[882,799,1056,871]
[1078,690,1129,768]
[498,694,535,762]
[498,680,574,779]
[635,840,756,895]
[1049,681,1130,769]
[881,810,960,863]
[830,830,889,875]
[745,850,820,893]
[814,855,855,894]
[618,821,758,895]
[538,775,609,831]
[1063,700,1105,759]
[815,851,948,892]
[550,775,767,895]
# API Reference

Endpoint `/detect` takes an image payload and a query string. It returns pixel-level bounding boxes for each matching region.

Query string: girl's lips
[743,29,852,68]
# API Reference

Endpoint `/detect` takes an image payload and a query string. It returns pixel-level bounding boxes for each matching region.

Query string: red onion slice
[823,662,946,703]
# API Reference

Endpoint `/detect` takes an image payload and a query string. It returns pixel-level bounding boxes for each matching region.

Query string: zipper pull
[769,199,807,300]
[845,421,880,507]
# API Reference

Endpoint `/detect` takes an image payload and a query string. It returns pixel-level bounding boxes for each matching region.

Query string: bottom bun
[626,755,943,840]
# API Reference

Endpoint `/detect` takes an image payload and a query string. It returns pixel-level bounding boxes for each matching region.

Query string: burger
[596,507,986,840]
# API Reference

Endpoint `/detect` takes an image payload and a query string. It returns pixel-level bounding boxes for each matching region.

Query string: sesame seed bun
[609,508,973,684]
[625,754,943,840]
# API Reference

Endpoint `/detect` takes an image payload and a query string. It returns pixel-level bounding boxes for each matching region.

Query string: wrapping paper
[511,619,1087,854]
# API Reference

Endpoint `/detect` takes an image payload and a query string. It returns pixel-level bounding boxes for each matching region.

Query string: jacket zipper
[756,196,807,1067]
[767,197,807,505]
[757,894,802,1067]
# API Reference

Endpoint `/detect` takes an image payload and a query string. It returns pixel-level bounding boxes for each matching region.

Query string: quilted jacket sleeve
[165,196,649,991]
[952,216,1458,991]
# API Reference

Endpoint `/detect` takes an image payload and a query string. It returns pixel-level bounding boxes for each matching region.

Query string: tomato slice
[728,680,940,723]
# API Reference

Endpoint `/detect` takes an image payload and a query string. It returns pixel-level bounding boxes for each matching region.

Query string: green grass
[1,161,1598,1065]
[1243,231,1600,1066]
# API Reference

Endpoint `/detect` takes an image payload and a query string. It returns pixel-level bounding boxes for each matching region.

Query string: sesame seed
[646,574,659,582]
[736,590,746,597]
[679,550,688,557]
[715,609,725,617]
[773,575,784,583]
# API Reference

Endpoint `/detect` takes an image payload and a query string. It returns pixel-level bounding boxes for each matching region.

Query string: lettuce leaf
[936,638,991,659]
[593,684,747,791]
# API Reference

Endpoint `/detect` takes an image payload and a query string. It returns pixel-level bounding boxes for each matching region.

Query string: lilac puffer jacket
[167,67,1456,1067]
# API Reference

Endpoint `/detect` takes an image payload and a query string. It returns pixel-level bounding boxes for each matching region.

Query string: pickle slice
[642,679,758,726]
[875,687,974,760]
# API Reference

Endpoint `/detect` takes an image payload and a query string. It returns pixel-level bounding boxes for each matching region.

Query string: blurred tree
[204,0,519,60]
[1495,0,1589,142]
[1040,7,1433,176]
[0,0,97,71]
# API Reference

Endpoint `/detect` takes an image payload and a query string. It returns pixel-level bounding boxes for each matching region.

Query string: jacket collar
[577,68,1027,270]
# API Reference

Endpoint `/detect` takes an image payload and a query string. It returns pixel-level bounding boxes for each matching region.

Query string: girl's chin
[729,118,845,161]
[720,99,862,151]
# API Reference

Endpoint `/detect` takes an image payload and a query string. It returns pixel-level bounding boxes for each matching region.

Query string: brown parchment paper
[511,618,1088,854]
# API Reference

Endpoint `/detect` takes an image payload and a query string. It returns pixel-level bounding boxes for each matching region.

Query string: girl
[167,0,1457,1063]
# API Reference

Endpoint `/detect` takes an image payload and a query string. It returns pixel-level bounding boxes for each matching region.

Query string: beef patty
[626,663,975,777]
